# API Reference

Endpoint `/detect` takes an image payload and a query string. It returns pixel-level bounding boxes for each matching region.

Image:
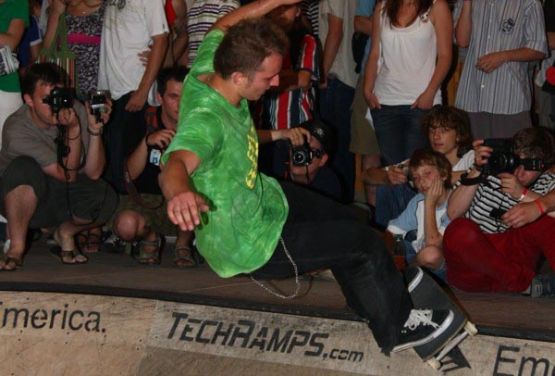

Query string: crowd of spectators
[0,0,554,301]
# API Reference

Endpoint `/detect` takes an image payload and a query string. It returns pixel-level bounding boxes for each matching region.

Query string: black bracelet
[87,127,102,136]
[460,172,483,186]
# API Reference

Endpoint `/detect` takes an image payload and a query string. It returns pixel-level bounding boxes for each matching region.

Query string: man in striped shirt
[454,0,548,139]
[443,127,555,297]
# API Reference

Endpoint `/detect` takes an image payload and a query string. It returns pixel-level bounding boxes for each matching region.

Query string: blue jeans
[319,77,355,203]
[371,105,429,165]
[253,181,412,354]
[404,240,446,281]
[374,184,417,229]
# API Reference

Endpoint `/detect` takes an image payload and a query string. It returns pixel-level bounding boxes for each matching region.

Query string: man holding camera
[288,119,343,201]
[444,127,555,297]
[0,63,118,270]
[111,66,197,267]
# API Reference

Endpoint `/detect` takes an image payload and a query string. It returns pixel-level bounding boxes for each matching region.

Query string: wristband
[87,127,102,136]
[534,199,546,215]
[517,188,529,202]
[460,172,482,186]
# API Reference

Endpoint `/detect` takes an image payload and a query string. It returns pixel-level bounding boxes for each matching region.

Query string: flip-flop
[49,246,88,265]
[0,255,22,271]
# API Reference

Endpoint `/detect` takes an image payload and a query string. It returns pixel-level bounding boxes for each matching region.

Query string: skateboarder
[160,0,460,355]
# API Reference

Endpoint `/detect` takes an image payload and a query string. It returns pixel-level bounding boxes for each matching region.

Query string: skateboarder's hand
[167,191,210,231]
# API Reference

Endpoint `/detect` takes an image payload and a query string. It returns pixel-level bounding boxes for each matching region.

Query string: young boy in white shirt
[387,149,453,278]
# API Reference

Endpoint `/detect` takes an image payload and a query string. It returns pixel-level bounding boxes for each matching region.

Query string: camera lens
[292,150,307,165]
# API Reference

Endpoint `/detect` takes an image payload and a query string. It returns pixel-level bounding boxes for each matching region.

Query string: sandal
[174,245,197,268]
[75,229,102,253]
[134,233,164,265]
[0,253,23,271]
[50,246,88,265]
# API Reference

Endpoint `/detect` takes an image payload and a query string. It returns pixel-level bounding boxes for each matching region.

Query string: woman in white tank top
[363,0,452,165]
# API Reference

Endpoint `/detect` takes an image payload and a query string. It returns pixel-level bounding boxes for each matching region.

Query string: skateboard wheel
[465,322,478,336]
[427,358,441,370]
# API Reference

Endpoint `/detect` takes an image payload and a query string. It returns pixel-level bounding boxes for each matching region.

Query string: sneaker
[392,309,454,353]
[530,274,555,298]
[102,232,127,254]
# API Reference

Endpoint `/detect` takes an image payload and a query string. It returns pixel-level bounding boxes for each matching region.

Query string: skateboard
[405,266,478,370]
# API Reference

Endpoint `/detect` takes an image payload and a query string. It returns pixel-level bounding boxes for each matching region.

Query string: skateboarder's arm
[213,0,303,32]
[160,150,209,231]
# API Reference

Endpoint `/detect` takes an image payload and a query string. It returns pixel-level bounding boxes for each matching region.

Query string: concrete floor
[1,238,554,342]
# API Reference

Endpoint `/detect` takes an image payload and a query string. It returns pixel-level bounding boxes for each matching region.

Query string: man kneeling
[0,63,118,270]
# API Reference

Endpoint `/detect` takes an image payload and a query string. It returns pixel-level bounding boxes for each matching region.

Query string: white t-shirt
[387,192,451,253]
[319,0,358,88]
[452,150,474,171]
[98,0,169,100]
[374,4,441,105]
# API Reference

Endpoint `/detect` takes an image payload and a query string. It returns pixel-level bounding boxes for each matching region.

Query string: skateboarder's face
[239,52,283,101]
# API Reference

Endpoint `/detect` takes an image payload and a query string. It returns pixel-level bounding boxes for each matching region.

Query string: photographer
[111,66,196,267]
[287,119,342,201]
[444,127,555,296]
[0,62,117,271]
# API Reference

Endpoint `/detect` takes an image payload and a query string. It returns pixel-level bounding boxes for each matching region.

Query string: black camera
[43,87,74,113]
[291,142,323,166]
[482,138,545,176]
[88,90,109,122]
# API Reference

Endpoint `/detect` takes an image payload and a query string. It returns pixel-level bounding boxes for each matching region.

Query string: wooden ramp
[0,240,554,375]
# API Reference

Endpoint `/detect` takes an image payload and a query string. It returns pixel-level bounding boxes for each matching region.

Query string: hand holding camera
[146,129,176,149]
[86,90,111,132]
[472,139,492,169]
[498,172,525,200]
[0,45,19,76]
[386,164,408,185]
[57,106,79,130]
[478,138,545,176]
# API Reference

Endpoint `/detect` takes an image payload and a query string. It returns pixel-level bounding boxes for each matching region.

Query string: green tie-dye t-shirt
[162,29,289,278]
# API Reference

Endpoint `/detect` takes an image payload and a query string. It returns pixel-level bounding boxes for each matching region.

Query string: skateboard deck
[406,267,477,369]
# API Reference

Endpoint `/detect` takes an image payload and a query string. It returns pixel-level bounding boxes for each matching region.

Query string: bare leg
[362,154,381,207]
[53,216,107,264]
[1,185,37,270]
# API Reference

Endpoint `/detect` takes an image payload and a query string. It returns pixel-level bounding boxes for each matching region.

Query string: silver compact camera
[0,46,19,76]
[88,90,110,122]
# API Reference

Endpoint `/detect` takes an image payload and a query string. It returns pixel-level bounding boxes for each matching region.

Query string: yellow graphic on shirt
[245,126,258,189]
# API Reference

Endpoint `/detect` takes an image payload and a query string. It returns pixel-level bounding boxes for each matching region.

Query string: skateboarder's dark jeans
[252,181,413,354]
